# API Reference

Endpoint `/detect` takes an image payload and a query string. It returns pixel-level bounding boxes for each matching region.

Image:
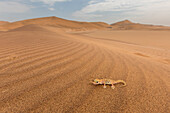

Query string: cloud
[73,11,102,19]
[0,1,31,13]
[85,0,169,13]
[73,0,170,20]
[48,7,55,11]
[31,0,71,6]
[130,1,170,25]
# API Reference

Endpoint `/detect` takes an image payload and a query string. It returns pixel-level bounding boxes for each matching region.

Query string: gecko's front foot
[103,86,107,88]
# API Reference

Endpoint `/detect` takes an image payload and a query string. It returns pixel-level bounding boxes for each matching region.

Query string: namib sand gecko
[92,79,126,89]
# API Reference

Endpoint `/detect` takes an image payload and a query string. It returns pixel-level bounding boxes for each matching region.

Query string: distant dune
[1,17,170,31]
[0,16,109,31]
[0,21,9,25]
[0,21,9,31]
[111,20,170,30]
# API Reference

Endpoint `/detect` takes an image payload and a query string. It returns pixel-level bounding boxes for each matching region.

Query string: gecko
[92,79,126,89]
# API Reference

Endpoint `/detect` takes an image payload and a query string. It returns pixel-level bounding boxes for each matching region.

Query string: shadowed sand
[0,17,169,113]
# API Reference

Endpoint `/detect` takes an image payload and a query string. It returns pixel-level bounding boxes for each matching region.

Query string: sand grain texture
[0,20,170,113]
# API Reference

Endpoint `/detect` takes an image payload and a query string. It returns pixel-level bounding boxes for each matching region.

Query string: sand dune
[0,21,9,25]
[111,20,170,30]
[0,16,109,31]
[1,17,170,32]
[0,21,9,31]
[0,18,169,113]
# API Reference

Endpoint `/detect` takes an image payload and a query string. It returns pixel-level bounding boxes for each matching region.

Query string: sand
[0,21,9,25]
[0,18,169,113]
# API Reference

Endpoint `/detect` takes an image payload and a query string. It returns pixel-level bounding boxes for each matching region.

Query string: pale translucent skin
[92,79,126,89]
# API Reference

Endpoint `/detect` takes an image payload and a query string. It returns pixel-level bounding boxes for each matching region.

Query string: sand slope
[0,21,9,31]
[0,21,169,113]
[0,21,9,25]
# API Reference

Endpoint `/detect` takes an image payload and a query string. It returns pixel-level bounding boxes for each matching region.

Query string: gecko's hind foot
[111,86,115,89]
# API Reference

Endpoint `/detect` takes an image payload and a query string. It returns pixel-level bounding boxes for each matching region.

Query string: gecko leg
[103,83,106,88]
[111,84,115,89]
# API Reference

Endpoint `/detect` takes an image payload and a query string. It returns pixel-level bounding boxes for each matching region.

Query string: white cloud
[31,0,71,6]
[77,0,168,14]
[73,0,170,22]
[73,11,102,19]
[0,1,31,13]
[130,1,170,25]
[48,7,55,11]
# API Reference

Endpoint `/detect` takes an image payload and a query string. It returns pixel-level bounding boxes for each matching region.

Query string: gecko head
[92,79,101,85]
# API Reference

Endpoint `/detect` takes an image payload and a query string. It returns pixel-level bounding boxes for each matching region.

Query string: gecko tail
[114,80,126,86]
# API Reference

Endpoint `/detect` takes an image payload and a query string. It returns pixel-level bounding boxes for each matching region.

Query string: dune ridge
[1,17,170,31]
[0,16,109,31]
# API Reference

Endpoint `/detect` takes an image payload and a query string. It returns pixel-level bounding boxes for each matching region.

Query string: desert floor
[0,27,169,113]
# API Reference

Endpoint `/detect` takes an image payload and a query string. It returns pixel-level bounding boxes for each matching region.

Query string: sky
[0,0,170,26]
